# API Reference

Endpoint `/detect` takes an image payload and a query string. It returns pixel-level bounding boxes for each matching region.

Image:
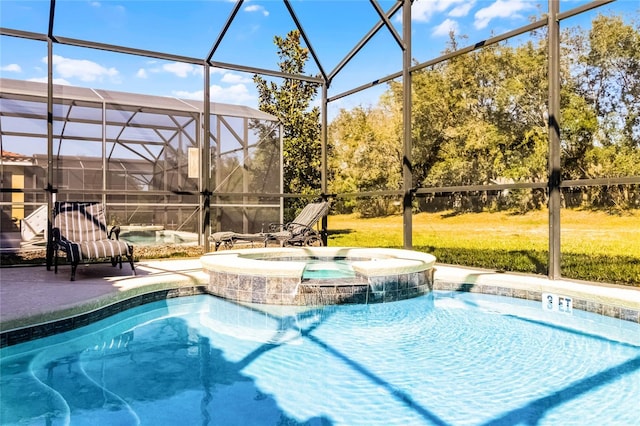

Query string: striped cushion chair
[51,201,135,281]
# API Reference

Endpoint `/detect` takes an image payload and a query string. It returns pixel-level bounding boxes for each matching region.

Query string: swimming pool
[119,229,199,246]
[1,292,638,425]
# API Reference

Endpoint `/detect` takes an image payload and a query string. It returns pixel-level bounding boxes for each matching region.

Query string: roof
[0,78,278,122]
[1,150,30,161]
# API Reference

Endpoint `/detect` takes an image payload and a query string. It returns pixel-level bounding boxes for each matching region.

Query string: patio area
[0,259,208,334]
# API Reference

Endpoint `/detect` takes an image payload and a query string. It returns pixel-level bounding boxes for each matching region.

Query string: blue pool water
[119,230,198,246]
[303,259,356,279]
[1,292,639,425]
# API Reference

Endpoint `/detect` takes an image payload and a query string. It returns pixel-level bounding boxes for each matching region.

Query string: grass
[2,209,638,286]
[327,209,640,287]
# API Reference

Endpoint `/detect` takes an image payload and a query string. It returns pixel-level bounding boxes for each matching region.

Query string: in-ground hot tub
[200,247,436,305]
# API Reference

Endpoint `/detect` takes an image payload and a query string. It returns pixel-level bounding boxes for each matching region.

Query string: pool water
[119,230,198,246]
[1,292,639,425]
[303,259,356,279]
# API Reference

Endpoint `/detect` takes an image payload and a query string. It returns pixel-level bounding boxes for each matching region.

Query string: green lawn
[327,209,640,286]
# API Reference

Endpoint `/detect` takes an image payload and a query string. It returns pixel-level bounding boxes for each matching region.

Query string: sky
[0,0,637,120]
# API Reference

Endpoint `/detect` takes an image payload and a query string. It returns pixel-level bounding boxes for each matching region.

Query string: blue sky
[1,0,637,118]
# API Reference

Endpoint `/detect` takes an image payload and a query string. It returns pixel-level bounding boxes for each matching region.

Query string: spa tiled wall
[206,269,435,306]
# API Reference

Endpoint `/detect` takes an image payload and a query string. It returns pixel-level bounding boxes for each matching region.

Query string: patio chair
[265,200,330,247]
[48,201,135,281]
[209,200,330,251]
[208,230,270,252]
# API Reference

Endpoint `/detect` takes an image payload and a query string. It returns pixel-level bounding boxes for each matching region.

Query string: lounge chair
[47,201,135,281]
[208,231,270,251]
[210,200,330,251]
[265,201,330,247]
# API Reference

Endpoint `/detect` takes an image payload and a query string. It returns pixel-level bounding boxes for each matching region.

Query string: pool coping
[201,247,438,278]
[432,264,640,322]
[1,258,639,347]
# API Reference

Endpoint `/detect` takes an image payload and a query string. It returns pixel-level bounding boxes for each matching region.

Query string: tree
[246,120,282,195]
[584,14,640,149]
[563,14,640,210]
[326,11,639,215]
[328,100,402,217]
[395,32,549,212]
[253,30,321,217]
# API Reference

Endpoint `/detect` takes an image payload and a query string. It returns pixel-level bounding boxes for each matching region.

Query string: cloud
[173,83,255,105]
[244,4,269,17]
[449,1,475,18]
[433,19,459,37]
[1,64,22,73]
[474,0,535,29]
[137,61,203,79]
[42,55,119,83]
[412,0,469,23]
[221,73,253,84]
[211,84,255,104]
[162,62,199,78]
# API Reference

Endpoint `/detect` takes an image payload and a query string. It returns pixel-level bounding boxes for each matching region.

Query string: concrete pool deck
[0,259,208,333]
[1,258,639,345]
